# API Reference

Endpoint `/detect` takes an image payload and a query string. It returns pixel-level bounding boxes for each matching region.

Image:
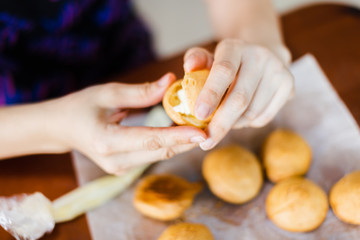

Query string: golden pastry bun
[157,222,214,240]
[202,145,263,204]
[329,170,360,225]
[262,129,312,183]
[162,69,212,128]
[266,177,328,232]
[133,174,202,221]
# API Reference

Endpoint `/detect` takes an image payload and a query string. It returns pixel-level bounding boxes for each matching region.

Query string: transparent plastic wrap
[0,192,54,240]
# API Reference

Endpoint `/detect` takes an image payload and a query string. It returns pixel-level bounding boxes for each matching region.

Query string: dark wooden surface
[0,4,359,240]
[283,4,360,124]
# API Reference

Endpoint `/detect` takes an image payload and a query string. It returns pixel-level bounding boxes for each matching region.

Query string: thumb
[96,73,176,108]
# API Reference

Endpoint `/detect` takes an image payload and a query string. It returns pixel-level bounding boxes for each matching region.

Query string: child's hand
[53,73,206,175]
[183,39,294,151]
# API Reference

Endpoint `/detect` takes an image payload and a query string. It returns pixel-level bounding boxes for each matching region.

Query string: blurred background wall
[133,0,360,58]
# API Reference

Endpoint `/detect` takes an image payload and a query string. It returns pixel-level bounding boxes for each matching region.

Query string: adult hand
[183,39,294,150]
[52,73,206,175]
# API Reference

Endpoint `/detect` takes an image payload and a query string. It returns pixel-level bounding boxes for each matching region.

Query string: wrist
[42,96,74,154]
[32,98,71,154]
[0,100,70,159]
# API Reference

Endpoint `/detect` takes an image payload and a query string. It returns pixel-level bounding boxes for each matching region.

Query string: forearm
[205,0,291,64]
[0,100,69,159]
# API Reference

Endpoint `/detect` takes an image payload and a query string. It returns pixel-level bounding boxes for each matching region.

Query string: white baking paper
[72,54,360,240]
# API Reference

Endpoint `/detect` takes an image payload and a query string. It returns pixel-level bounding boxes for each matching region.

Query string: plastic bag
[0,192,55,240]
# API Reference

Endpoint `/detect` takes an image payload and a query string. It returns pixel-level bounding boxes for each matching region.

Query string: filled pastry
[133,174,202,221]
[163,69,213,128]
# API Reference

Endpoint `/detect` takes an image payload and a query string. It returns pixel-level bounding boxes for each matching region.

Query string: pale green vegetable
[52,164,149,223]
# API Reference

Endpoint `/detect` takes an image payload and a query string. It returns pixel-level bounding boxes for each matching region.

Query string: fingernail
[190,136,206,143]
[200,138,215,151]
[196,103,211,120]
[157,74,169,87]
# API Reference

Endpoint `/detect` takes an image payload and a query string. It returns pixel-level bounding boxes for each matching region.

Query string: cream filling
[172,89,191,115]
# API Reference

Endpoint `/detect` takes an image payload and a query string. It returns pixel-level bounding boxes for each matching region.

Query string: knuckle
[204,88,220,103]
[102,159,129,175]
[105,168,118,175]
[99,82,121,104]
[230,90,249,110]
[113,166,128,176]
[161,147,176,160]
[175,136,189,145]
[244,109,258,121]
[106,123,121,133]
[143,135,163,151]
[273,59,286,73]
[273,68,293,86]
[209,121,228,138]
[214,60,237,79]
[101,162,118,175]
[138,82,153,101]
[92,138,112,156]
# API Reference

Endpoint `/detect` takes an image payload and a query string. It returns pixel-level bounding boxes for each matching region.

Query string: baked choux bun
[202,145,263,204]
[133,174,202,221]
[163,69,213,128]
[266,177,328,232]
[329,170,360,225]
[157,222,214,240]
[262,129,312,183]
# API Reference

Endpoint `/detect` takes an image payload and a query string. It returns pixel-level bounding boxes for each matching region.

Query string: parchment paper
[72,54,360,240]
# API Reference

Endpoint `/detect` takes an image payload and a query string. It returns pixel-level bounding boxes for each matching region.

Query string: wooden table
[0,4,359,240]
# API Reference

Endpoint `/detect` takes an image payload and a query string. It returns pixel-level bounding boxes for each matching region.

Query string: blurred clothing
[0,0,155,105]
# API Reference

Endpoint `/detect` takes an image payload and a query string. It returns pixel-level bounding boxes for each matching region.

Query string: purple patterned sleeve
[0,0,155,105]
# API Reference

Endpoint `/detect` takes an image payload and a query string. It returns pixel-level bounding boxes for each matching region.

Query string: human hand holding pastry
[182,40,295,151]
[0,73,206,174]
[55,73,207,175]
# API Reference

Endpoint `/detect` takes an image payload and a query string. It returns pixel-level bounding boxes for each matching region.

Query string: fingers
[240,71,294,128]
[98,143,197,175]
[194,39,243,120]
[234,59,294,128]
[199,54,265,150]
[92,125,206,155]
[183,47,214,72]
[200,46,294,151]
[96,73,176,108]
